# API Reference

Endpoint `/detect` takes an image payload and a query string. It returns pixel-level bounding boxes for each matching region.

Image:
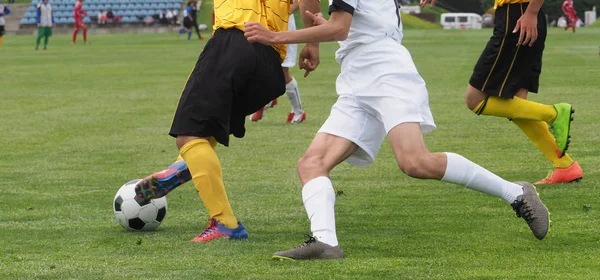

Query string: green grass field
[1,27,600,279]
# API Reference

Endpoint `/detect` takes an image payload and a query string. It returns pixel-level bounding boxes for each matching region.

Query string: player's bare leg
[387,122,549,240]
[273,133,356,260]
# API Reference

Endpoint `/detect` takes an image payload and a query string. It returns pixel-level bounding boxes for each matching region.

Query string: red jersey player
[562,0,577,33]
[73,0,88,44]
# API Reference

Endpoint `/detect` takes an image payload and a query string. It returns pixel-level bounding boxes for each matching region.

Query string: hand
[244,22,276,45]
[513,12,538,46]
[304,10,327,26]
[298,43,320,77]
[420,0,437,8]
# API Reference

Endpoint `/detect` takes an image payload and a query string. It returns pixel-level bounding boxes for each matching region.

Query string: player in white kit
[245,0,549,260]
[249,0,306,124]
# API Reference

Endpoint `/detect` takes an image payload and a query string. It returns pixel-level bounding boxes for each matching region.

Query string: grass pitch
[1,28,600,279]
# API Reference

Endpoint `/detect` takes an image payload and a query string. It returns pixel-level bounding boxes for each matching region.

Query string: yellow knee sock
[474,96,557,123]
[512,119,574,168]
[180,139,238,228]
[173,137,216,163]
[0,37,4,48]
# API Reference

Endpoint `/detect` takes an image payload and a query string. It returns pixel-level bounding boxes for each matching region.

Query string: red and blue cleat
[134,161,191,202]
[190,218,249,243]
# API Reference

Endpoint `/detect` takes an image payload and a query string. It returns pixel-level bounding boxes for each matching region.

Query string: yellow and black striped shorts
[469,2,547,98]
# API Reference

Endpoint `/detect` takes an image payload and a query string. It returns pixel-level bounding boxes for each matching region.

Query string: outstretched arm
[245,10,352,45]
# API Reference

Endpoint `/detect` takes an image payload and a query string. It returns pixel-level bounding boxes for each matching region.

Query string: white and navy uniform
[281,13,297,68]
[319,0,436,166]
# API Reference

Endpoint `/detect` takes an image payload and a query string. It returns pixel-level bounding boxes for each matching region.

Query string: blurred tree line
[431,0,599,20]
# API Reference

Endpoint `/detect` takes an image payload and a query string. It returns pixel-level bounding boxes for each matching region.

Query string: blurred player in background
[72,0,88,44]
[0,0,11,48]
[447,0,582,184]
[562,0,576,33]
[178,1,194,40]
[133,0,289,243]
[35,0,55,51]
[189,0,205,40]
[250,0,306,124]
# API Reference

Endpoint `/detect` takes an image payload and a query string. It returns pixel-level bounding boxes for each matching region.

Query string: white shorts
[319,38,436,166]
[281,13,297,68]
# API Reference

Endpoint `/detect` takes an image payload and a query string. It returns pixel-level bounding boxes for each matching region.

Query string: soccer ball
[113,179,168,231]
[198,24,208,31]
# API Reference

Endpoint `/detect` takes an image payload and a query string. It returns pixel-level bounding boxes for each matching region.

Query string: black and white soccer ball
[113,179,168,231]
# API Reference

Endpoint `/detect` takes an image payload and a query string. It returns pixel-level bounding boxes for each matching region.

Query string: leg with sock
[83,28,87,44]
[43,34,49,50]
[178,138,247,242]
[388,123,548,240]
[273,133,357,260]
[0,36,3,48]
[282,68,306,124]
[35,33,42,50]
[468,86,575,156]
[513,119,583,184]
[72,28,78,44]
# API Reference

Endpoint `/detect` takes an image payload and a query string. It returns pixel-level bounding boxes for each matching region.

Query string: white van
[440,13,483,30]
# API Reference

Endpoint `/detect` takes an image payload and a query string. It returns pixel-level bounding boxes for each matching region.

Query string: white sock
[285,77,303,115]
[441,152,523,203]
[302,176,339,247]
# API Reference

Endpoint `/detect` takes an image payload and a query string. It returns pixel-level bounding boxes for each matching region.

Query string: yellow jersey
[495,0,530,9]
[214,0,290,62]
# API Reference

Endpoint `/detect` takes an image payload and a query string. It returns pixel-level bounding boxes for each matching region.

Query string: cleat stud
[165,190,169,194]
[157,194,162,198]
[180,180,185,184]
[135,186,140,191]
[151,186,157,191]
[571,117,574,121]
[176,172,181,177]
[143,181,149,186]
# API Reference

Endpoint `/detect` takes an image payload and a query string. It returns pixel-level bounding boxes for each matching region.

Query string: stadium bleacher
[20,0,183,26]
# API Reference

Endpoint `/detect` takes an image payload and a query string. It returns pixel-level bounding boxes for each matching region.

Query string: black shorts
[0,25,5,36]
[469,2,546,99]
[169,28,285,146]
[183,18,193,29]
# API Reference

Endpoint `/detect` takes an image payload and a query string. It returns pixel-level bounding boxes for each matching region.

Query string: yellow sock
[0,37,4,48]
[513,119,574,168]
[474,96,557,123]
[173,137,215,164]
[180,139,238,228]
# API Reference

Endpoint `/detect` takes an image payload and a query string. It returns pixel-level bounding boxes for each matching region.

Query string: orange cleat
[535,161,583,184]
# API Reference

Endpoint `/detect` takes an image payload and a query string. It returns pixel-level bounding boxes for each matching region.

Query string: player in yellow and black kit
[133,1,290,242]
[424,0,582,184]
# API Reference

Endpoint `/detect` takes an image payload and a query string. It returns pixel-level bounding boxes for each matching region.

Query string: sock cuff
[302,176,334,203]
[472,97,489,115]
[179,138,210,156]
[286,77,297,87]
[441,152,463,182]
